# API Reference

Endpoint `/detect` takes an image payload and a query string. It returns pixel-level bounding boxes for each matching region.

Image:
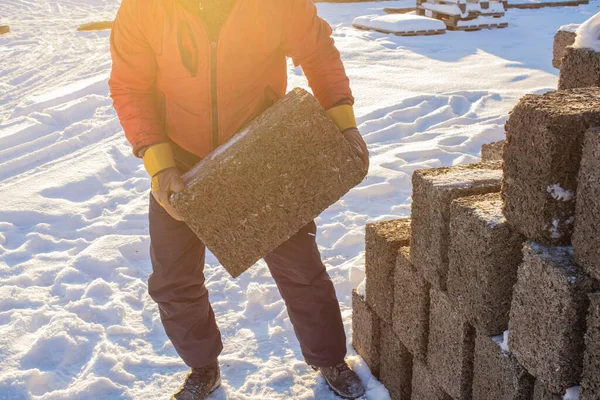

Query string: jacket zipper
[210,39,219,150]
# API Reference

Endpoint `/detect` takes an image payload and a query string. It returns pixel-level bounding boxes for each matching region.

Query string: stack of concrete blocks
[553,24,578,69]
[352,87,600,400]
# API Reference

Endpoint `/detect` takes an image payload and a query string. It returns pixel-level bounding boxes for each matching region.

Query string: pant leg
[148,194,223,368]
[264,221,347,367]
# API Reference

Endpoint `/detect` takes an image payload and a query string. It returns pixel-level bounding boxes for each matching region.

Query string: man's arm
[109,0,183,219]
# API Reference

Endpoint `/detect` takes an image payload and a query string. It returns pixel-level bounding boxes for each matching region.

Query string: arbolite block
[392,248,430,359]
[552,25,577,69]
[411,162,502,290]
[448,193,524,335]
[573,128,600,282]
[352,290,381,377]
[427,289,476,400]
[379,322,413,400]
[558,47,600,90]
[171,88,366,277]
[481,140,504,162]
[532,381,563,400]
[472,333,535,400]
[581,293,600,400]
[411,361,452,400]
[508,243,600,393]
[502,88,600,245]
[365,218,411,323]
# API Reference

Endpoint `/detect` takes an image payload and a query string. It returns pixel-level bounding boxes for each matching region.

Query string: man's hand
[152,167,185,221]
[342,128,369,171]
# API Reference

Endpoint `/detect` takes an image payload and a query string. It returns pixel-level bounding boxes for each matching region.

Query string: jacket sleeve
[109,0,164,157]
[280,0,354,111]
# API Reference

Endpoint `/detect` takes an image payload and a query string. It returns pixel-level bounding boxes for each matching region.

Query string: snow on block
[410,162,502,290]
[427,289,476,400]
[365,218,411,323]
[472,333,535,400]
[502,88,600,245]
[171,88,366,278]
[481,140,504,162]
[352,290,382,378]
[447,193,524,336]
[352,14,446,36]
[379,321,413,400]
[412,360,453,400]
[0,26,9,35]
[508,243,600,393]
[553,25,578,69]
[558,47,600,90]
[573,128,600,282]
[392,247,430,359]
[581,293,600,400]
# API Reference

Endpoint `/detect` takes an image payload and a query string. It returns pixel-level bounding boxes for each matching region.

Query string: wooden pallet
[506,0,587,7]
[447,21,508,30]
[0,26,10,35]
[353,24,446,36]
[383,7,416,13]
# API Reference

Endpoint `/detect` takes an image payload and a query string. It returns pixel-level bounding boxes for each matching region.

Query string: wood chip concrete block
[352,290,381,378]
[532,381,563,400]
[365,218,411,323]
[427,289,476,400]
[411,162,502,290]
[581,292,600,400]
[472,333,535,400]
[502,88,600,245]
[559,47,600,90]
[392,247,430,359]
[411,360,452,400]
[172,88,366,277]
[508,243,600,393]
[553,26,577,69]
[379,321,413,400]
[573,128,600,282]
[448,193,524,335]
[481,140,504,162]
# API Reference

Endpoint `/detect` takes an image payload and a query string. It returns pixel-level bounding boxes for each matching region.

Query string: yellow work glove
[327,105,369,172]
[143,143,185,221]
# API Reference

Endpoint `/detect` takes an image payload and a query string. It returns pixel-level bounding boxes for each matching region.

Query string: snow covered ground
[1,1,599,399]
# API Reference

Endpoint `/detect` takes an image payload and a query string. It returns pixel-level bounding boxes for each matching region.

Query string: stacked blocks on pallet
[365,218,411,323]
[581,293,600,400]
[171,88,366,277]
[427,289,476,400]
[448,193,524,335]
[573,128,600,282]
[502,88,600,245]
[552,25,578,69]
[472,333,535,400]
[558,47,600,90]
[379,322,413,400]
[508,243,600,393]
[351,290,381,377]
[411,162,502,290]
[412,361,453,400]
[392,248,430,359]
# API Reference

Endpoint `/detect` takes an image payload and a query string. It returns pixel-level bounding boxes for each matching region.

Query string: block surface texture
[392,248,430,359]
[553,27,577,69]
[481,140,504,162]
[411,360,452,400]
[411,162,502,290]
[351,290,381,377]
[508,243,600,393]
[427,289,476,400]
[172,88,366,277]
[472,333,535,400]
[448,193,524,335]
[365,218,411,322]
[573,128,600,281]
[379,322,413,400]
[559,47,600,90]
[532,381,563,400]
[581,292,600,400]
[502,88,600,245]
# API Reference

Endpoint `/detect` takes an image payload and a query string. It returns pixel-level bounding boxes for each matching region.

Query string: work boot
[313,361,366,399]
[171,361,221,400]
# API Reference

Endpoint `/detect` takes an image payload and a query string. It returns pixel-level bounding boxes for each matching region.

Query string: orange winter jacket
[109,0,355,159]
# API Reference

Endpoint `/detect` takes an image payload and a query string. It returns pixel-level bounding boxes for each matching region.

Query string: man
[109,0,369,398]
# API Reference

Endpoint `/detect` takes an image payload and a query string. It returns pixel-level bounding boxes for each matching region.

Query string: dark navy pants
[147,194,347,368]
